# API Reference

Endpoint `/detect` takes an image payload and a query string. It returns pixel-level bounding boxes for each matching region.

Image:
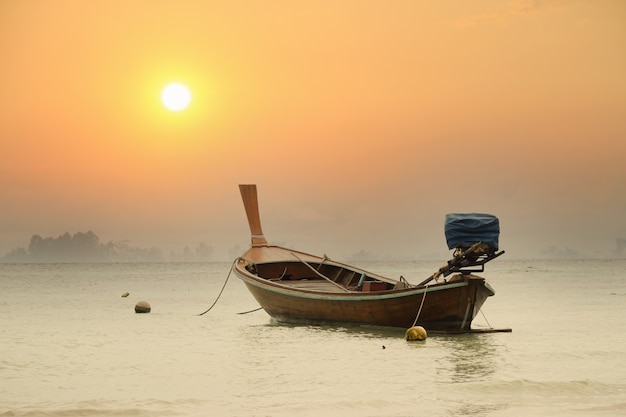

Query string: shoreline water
[2,260,625,416]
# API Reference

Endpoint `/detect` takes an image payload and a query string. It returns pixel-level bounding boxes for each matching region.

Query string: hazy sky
[2,0,625,260]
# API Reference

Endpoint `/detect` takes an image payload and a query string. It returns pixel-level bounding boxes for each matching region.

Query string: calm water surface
[1,259,625,416]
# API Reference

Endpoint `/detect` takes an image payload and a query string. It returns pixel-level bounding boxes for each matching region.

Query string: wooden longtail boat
[233,184,507,332]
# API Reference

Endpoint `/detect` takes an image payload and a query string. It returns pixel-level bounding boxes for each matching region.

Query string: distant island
[1,231,213,263]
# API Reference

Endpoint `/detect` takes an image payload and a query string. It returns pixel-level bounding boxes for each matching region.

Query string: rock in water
[135,300,151,313]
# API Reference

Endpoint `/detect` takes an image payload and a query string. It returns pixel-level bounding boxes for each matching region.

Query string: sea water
[1,259,625,416]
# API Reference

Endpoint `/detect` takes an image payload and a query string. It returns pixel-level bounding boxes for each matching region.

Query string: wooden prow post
[239,184,268,247]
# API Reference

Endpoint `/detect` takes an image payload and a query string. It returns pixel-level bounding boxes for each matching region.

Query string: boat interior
[241,241,505,293]
[244,260,406,293]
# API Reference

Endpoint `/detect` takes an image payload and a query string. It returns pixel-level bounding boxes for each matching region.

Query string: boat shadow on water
[255,317,508,349]
[436,333,503,383]
[263,318,407,339]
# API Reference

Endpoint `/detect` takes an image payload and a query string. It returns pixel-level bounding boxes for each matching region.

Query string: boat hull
[233,260,494,331]
[232,184,500,332]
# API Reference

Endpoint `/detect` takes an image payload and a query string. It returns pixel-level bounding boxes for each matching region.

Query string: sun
[161,83,191,111]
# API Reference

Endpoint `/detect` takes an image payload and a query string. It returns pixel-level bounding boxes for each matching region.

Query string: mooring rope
[479,308,493,329]
[237,307,263,315]
[198,258,237,316]
[411,284,429,327]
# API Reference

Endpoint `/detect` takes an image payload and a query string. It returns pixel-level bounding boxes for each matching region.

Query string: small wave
[1,409,155,417]
[464,379,626,398]
[581,402,626,412]
[1,398,208,417]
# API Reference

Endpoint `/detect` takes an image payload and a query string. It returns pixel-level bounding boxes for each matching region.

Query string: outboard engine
[444,213,500,253]
[419,213,504,286]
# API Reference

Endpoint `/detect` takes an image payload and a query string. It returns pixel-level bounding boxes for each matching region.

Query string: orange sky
[1,0,625,260]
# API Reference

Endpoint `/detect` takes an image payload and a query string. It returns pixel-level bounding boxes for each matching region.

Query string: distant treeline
[1,231,213,263]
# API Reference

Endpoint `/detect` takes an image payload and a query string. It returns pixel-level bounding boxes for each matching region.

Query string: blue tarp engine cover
[444,213,500,251]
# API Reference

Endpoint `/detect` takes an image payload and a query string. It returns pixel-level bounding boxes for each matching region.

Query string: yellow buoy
[405,326,427,341]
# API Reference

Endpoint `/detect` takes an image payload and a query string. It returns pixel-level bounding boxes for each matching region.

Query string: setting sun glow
[161,83,191,111]
[1,1,625,263]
